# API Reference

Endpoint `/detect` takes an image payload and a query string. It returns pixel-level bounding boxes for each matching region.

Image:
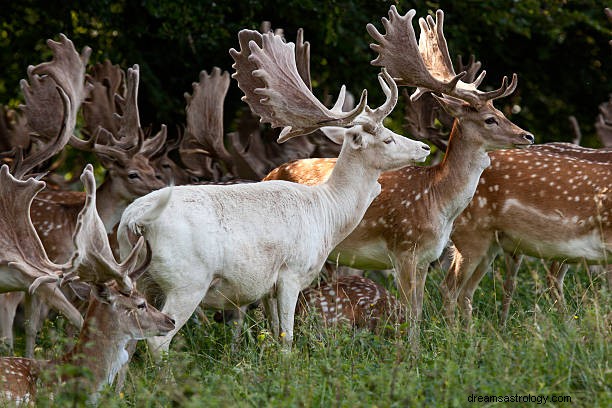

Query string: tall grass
[8,260,611,407]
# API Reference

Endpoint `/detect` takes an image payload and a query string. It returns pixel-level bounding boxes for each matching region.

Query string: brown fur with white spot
[441,148,611,323]
[265,7,534,345]
[297,275,405,331]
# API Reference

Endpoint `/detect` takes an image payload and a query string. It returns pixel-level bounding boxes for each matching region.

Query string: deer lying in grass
[0,164,175,405]
[297,275,405,331]
[263,6,533,344]
[117,29,430,354]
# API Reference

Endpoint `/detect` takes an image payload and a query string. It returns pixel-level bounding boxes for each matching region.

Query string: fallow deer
[1,43,166,356]
[0,164,175,405]
[441,147,610,324]
[117,29,430,354]
[263,7,533,345]
[297,275,405,331]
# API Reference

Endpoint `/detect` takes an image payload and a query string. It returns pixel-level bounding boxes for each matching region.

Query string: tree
[1,0,610,147]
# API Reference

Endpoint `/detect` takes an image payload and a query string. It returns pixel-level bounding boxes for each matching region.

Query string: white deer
[117,30,430,354]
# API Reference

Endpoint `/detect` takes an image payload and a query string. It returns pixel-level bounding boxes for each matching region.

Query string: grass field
[7,259,611,407]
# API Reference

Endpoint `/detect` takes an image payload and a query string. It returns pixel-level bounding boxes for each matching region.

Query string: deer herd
[0,6,610,404]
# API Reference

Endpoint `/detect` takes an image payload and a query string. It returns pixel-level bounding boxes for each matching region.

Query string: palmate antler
[63,164,149,293]
[12,34,91,178]
[0,163,149,299]
[367,7,516,107]
[180,67,233,179]
[230,30,400,142]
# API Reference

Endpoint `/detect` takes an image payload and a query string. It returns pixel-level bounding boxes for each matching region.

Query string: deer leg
[546,261,568,313]
[440,237,494,324]
[263,294,280,338]
[395,257,425,348]
[146,285,209,359]
[276,277,301,349]
[0,292,23,353]
[457,244,500,326]
[500,253,523,327]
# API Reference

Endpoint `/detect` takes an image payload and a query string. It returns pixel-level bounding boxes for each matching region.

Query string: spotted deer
[441,146,610,324]
[0,164,174,405]
[264,7,533,345]
[297,275,405,331]
[1,45,166,356]
[117,28,430,354]
[0,34,92,352]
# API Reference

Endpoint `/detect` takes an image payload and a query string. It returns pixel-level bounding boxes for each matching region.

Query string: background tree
[1,0,610,148]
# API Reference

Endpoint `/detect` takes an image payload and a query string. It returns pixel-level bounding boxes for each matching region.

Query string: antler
[0,165,72,290]
[63,164,149,293]
[72,64,167,163]
[367,7,517,106]
[180,67,233,178]
[82,60,125,137]
[230,30,373,142]
[13,34,91,178]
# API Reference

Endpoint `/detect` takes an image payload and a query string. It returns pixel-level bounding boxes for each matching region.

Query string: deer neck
[57,299,130,396]
[432,120,491,219]
[96,179,131,233]
[321,145,383,242]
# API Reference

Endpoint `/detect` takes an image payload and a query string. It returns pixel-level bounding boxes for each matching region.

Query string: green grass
[9,260,612,407]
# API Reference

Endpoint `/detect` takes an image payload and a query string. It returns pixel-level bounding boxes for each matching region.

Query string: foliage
[1,0,610,148]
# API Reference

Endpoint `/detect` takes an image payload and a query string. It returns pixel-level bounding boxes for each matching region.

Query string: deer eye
[484,117,498,125]
[128,172,141,180]
[137,301,147,310]
[383,137,394,144]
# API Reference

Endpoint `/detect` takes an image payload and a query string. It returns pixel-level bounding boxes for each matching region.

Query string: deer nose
[522,133,535,144]
[421,144,431,151]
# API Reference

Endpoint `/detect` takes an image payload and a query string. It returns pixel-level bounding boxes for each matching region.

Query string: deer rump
[119,181,361,309]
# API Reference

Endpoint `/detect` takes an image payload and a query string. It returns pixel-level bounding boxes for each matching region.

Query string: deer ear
[319,126,346,145]
[432,94,468,118]
[91,283,115,304]
[348,132,368,150]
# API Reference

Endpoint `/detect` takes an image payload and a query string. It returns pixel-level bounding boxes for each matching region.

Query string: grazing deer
[0,164,174,405]
[264,7,533,345]
[441,146,610,324]
[117,29,430,354]
[297,275,405,331]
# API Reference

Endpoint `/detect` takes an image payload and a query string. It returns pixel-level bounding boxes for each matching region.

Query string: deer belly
[499,229,609,262]
[328,238,393,270]
[201,273,276,310]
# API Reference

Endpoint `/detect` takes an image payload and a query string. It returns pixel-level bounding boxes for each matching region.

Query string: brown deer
[0,164,174,405]
[297,275,405,331]
[441,146,610,325]
[264,6,533,344]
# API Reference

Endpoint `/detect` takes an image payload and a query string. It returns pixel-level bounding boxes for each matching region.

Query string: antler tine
[82,60,125,137]
[182,67,233,165]
[295,28,312,91]
[31,33,92,109]
[369,7,518,107]
[64,164,147,293]
[365,68,398,123]
[231,30,368,143]
[367,7,464,99]
[0,165,69,286]
[114,64,145,150]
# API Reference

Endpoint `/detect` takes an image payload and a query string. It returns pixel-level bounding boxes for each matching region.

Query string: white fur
[118,130,429,353]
